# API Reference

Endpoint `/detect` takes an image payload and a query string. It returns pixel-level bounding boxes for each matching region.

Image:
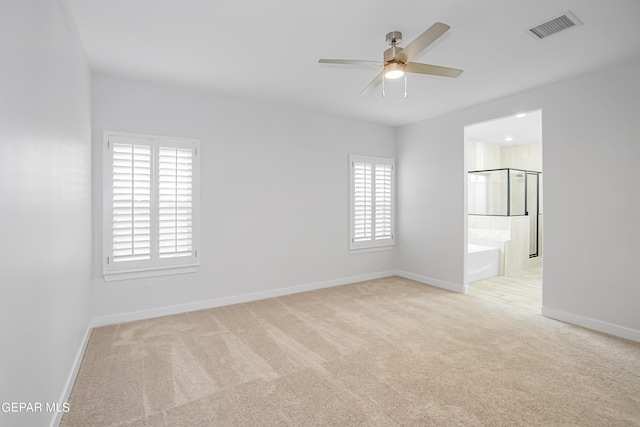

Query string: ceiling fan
[319,22,463,97]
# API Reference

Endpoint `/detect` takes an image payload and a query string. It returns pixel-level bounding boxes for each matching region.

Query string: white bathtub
[468,244,499,283]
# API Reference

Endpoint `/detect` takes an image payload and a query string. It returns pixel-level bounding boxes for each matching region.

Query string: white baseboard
[50,324,92,427]
[394,270,467,293]
[542,306,640,343]
[91,270,397,327]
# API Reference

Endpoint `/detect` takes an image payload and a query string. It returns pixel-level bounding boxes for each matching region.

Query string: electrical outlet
[146,284,154,295]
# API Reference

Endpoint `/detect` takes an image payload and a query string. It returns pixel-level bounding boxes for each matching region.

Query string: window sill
[350,245,394,255]
[103,264,199,282]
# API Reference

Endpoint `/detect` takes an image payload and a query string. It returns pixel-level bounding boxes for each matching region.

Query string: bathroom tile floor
[468,267,542,314]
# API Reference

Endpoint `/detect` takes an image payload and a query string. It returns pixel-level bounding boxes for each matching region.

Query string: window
[350,155,395,251]
[103,131,200,281]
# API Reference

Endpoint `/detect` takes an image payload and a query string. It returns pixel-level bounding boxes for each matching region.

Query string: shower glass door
[526,172,539,257]
[509,170,526,216]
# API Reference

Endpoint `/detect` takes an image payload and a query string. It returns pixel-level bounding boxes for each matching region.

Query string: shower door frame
[525,171,540,258]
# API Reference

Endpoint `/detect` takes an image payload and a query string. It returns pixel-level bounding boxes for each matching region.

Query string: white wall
[396,58,640,340]
[395,114,467,292]
[91,75,396,322]
[0,1,92,426]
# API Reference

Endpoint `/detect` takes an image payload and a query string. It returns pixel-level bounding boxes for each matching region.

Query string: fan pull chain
[404,73,407,98]
[382,74,385,97]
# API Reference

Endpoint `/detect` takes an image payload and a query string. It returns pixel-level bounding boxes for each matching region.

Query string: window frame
[102,130,200,281]
[349,154,395,252]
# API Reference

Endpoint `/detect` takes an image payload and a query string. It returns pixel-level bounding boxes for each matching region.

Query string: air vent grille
[529,12,582,39]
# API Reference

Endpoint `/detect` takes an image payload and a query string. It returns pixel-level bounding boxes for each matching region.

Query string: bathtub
[468,244,499,283]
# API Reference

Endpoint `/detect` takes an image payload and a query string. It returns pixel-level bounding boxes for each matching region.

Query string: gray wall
[0,1,92,426]
[90,75,396,322]
[396,58,640,340]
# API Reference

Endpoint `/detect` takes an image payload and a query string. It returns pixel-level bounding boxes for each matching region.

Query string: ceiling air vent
[529,11,582,39]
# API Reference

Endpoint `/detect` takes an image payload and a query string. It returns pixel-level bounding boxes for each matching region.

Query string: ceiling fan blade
[360,72,384,96]
[396,22,450,63]
[319,59,383,68]
[405,62,463,78]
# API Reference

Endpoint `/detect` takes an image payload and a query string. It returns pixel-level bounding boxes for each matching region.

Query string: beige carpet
[62,276,640,426]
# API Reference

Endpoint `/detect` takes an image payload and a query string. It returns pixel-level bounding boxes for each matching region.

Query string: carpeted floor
[61,276,640,426]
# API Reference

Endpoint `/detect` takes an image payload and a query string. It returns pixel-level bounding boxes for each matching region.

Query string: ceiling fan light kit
[384,62,405,79]
[319,22,463,97]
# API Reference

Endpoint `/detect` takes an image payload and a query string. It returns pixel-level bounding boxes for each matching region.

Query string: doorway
[464,110,543,313]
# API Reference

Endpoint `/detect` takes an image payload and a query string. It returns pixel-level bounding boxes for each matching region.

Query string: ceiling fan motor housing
[384,31,404,64]
[384,45,404,64]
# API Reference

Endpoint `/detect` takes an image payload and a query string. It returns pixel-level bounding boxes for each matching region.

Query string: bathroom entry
[464,110,543,313]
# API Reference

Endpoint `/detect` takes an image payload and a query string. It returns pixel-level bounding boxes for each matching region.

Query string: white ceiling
[64,0,640,127]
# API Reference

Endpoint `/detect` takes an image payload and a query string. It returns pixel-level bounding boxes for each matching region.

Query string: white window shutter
[353,162,372,242]
[374,163,392,240]
[350,155,394,250]
[158,146,194,259]
[111,140,152,263]
[104,131,200,280]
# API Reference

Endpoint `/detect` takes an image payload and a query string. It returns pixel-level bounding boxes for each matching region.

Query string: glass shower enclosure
[468,168,541,257]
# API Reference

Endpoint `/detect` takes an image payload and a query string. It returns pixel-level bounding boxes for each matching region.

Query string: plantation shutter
[104,131,200,279]
[111,139,152,263]
[158,145,194,259]
[350,156,394,250]
[353,162,372,242]
[374,163,392,240]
